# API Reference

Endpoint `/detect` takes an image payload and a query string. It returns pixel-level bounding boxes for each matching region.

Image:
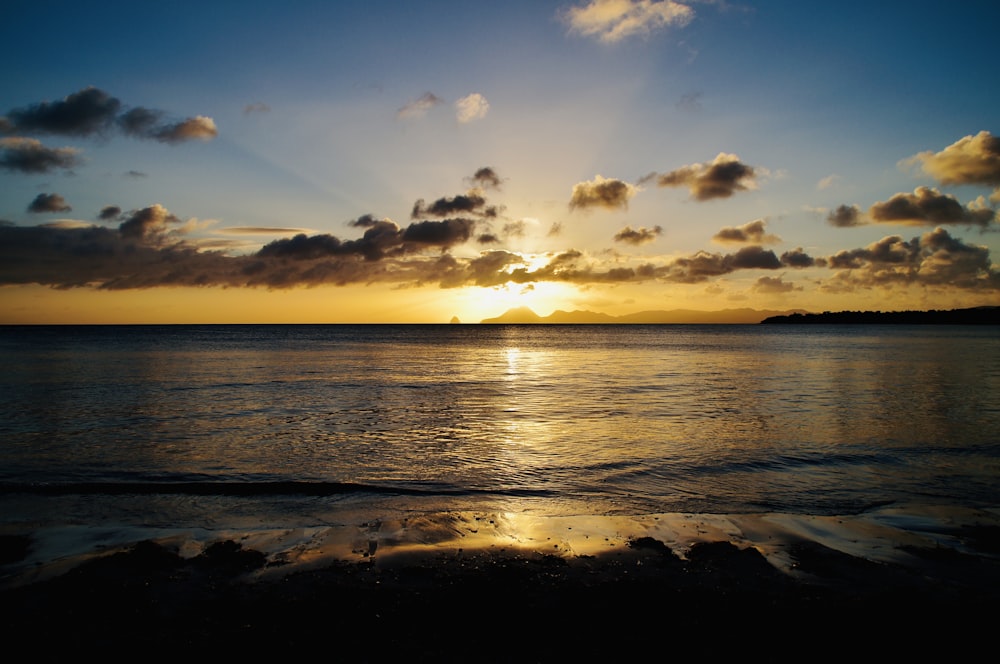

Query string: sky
[1,0,998,324]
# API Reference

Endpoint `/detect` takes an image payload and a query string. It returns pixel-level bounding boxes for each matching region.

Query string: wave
[0,479,555,499]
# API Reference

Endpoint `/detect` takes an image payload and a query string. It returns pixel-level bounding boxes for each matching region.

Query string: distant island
[480,306,809,324]
[760,306,999,325]
[477,305,1000,325]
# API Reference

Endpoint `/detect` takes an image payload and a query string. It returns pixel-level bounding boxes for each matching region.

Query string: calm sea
[1,324,998,534]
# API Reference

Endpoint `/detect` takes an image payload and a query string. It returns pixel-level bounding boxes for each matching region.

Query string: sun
[452,280,579,322]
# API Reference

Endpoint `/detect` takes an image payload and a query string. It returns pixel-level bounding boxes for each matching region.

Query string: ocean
[2,323,999,556]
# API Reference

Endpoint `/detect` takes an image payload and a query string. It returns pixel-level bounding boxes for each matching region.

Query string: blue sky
[1,0,998,322]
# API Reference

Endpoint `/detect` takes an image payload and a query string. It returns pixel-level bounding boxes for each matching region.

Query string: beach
[3,505,999,661]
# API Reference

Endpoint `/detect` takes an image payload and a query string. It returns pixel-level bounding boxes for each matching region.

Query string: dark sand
[2,509,999,661]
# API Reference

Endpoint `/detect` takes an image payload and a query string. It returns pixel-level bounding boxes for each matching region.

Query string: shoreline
[4,504,1000,587]
[3,505,1000,658]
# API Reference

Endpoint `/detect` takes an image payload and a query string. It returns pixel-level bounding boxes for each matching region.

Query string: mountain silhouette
[480,306,809,324]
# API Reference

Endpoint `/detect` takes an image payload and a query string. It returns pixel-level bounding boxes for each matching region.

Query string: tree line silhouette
[760,306,998,325]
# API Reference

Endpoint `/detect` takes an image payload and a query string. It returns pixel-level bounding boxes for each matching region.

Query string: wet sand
[3,506,999,661]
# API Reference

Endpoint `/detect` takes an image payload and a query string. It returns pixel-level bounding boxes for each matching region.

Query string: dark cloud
[655,246,782,283]
[712,219,779,244]
[98,206,122,221]
[869,186,995,227]
[243,103,271,114]
[402,218,476,248]
[468,167,503,190]
[117,107,162,137]
[614,225,662,245]
[642,153,758,201]
[2,87,217,144]
[827,204,863,227]
[780,248,820,268]
[125,170,147,178]
[412,193,487,219]
[0,137,80,173]
[259,217,475,263]
[823,228,999,291]
[2,87,121,136]
[569,175,637,211]
[28,193,71,213]
[347,214,388,228]
[118,205,183,241]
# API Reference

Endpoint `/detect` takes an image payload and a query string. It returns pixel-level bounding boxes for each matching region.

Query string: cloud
[503,221,527,238]
[120,110,217,143]
[243,102,271,114]
[827,204,863,227]
[712,219,780,244]
[569,175,637,211]
[614,225,662,245]
[1,87,121,136]
[903,131,1000,195]
[3,168,994,296]
[149,116,218,143]
[817,174,840,190]
[0,137,81,173]
[823,227,999,292]
[676,91,703,112]
[412,193,488,219]
[869,186,995,227]
[98,206,122,221]
[467,167,503,190]
[641,153,758,201]
[2,87,217,144]
[780,248,820,268]
[218,226,311,236]
[117,107,162,137]
[28,193,71,213]
[562,0,694,43]
[396,92,444,120]
[655,246,782,283]
[455,93,489,123]
[752,275,802,294]
[118,204,184,241]
[4,214,995,294]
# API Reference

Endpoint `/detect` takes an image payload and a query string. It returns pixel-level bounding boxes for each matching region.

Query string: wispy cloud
[396,92,444,120]
[561,0,694,43]
[243,102,271,115]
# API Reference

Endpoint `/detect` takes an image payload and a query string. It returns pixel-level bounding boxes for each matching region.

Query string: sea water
[1,324,998,534]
